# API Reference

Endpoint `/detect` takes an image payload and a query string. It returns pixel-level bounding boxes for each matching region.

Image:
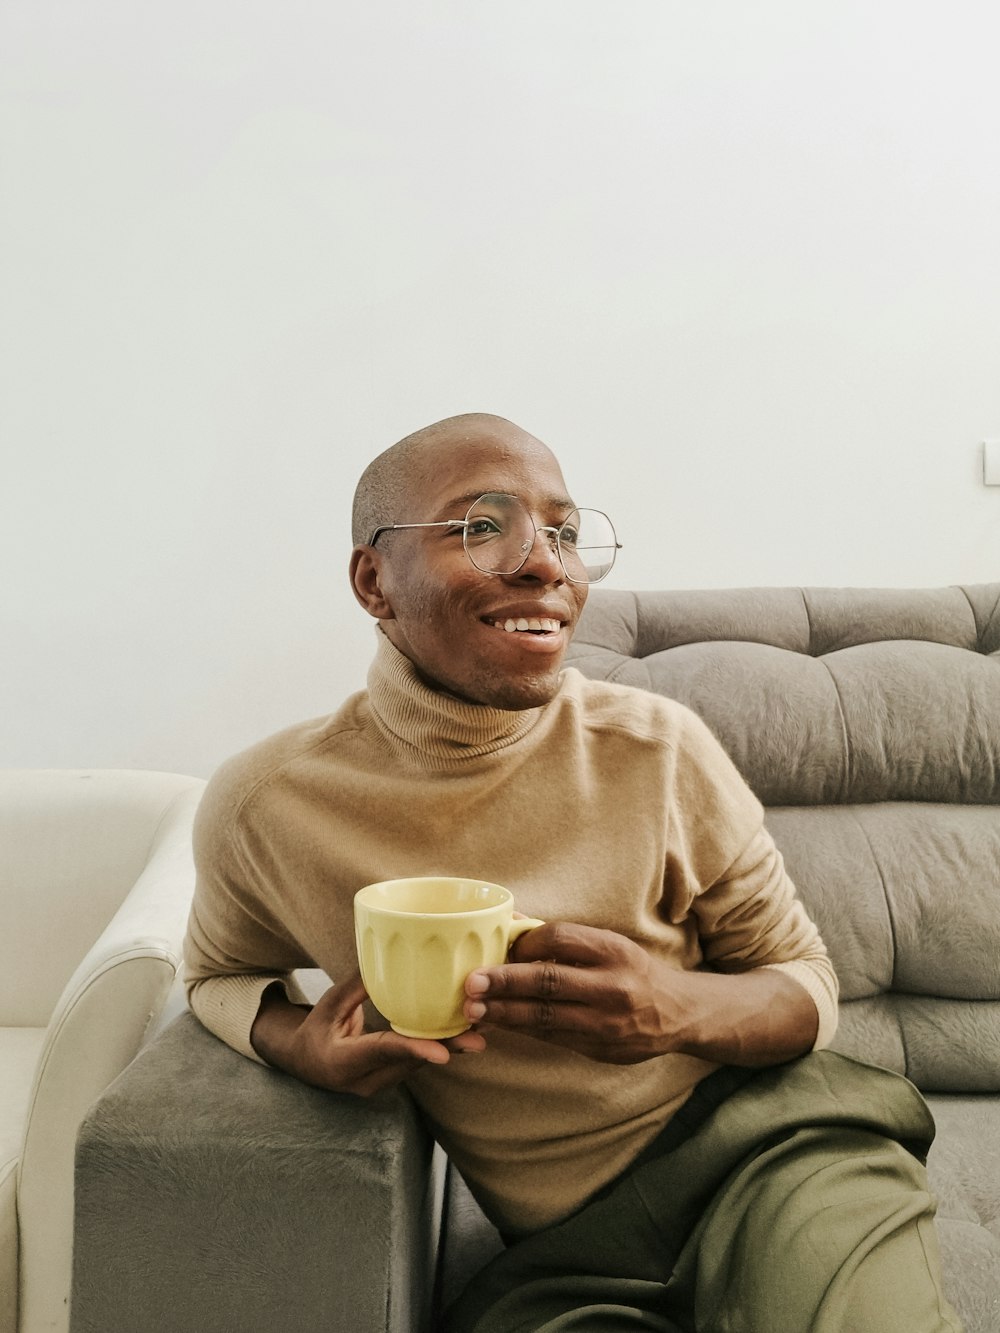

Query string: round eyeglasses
[368,492,621,585]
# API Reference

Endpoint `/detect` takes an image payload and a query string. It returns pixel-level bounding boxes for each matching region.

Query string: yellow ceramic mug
[353,876,545,1039]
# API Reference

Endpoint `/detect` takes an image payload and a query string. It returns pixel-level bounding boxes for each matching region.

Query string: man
[185,413,960,1331]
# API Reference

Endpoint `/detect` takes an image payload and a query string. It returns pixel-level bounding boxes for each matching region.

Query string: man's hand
[462,921,819,1067]
[250,975,485,1097]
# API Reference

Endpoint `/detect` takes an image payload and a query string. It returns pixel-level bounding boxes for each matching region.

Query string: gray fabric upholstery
[559,583,1000,1332]
[72,583,1000,1332]
[564,585,1000,1105]
[71,1015,439,1332]
[925,1093,1000,1333]
[568,585,1000,805]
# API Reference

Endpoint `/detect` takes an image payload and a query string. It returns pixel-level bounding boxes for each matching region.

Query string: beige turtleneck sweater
[185,631,838,1235]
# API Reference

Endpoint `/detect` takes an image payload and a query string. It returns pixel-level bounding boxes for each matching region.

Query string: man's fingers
[369,1028,452,1066]
[467,922,642,1006]
[347,1034,482,1095]
[464,924,649,1039]
[508,921,628,968]
[445,1028,487,1054]
[468,956,602,1006]
[468,995,592,1036]
[322,1029,454,1097]
[297,978,478,1096]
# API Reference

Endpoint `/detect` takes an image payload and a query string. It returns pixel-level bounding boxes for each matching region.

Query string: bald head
[351,413,556,547]
[349,412,587,708]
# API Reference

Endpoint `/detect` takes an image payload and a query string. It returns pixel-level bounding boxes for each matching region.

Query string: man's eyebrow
[438,491,492,515]
[437,491,577,517]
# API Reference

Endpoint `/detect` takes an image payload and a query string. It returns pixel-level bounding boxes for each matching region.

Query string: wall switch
[984,440,1000,485]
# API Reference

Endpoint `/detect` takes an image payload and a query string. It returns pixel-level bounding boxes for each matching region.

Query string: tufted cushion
[566,584,1000,1094]
[568,585,1000,806]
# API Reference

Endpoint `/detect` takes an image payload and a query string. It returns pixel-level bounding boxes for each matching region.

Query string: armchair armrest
[18,781,203,1333]
[71,1014,440,1333]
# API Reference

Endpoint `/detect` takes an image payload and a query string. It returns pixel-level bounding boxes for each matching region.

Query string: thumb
[313,973,369,1024]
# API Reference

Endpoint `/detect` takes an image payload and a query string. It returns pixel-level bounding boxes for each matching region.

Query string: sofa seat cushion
[0,1027,47,1173]
[925,1094,1000,1333]
[1,1160,17,1333]
[0,1026,46,1331]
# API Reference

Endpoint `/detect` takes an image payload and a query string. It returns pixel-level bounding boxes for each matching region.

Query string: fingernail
[466,972,489,995]
[466,1001,486,1021]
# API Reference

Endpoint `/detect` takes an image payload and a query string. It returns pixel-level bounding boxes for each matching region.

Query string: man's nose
[513,525,564,582]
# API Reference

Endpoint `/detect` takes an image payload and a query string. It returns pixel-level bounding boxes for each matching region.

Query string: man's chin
[464,669,565,711]
[419,665,564,711]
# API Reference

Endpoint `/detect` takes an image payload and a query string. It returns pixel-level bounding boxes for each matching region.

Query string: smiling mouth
[483,616,564,635]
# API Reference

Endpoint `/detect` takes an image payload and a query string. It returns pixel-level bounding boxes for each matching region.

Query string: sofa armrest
[71,1013,440,1333]
[18,782,203,1333]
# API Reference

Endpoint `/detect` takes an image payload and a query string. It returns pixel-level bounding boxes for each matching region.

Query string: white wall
[3,1,998,778]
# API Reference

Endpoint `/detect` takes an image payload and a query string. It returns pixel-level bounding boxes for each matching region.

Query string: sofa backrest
[566,584,1000,1094]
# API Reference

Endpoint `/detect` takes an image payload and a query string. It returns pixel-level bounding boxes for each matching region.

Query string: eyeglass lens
[463,494,618,584]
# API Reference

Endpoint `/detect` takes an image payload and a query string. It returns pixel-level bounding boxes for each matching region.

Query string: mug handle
[507,915,545,949]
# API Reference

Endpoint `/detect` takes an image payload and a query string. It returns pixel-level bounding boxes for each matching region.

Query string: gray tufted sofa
[72,584,1000,1332]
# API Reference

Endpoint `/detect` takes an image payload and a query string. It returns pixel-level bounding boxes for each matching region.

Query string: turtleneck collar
[366,628,545,762]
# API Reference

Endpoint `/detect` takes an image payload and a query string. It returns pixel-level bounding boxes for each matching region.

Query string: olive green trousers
[444,1052,962,1333]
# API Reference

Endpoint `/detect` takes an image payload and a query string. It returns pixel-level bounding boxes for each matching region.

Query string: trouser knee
[685,1125,960,1332]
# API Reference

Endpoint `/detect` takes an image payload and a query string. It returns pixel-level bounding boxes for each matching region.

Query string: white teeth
[493,617,560,633]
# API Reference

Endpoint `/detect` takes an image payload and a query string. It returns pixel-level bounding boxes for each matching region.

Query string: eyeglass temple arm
[367,519,467,547]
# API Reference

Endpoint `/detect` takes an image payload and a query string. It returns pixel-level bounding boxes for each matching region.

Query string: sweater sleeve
[668,708,840,1050]
[693,825,840,1049]
[183,763,312,1063]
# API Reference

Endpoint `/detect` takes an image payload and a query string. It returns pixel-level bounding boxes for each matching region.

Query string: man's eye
[559,524,580,547]
[466,518,503,538]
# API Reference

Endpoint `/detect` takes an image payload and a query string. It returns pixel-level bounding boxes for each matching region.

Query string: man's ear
[349,546,395,620]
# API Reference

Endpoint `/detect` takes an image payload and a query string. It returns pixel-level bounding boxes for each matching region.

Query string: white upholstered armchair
[0,769,204,1333]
